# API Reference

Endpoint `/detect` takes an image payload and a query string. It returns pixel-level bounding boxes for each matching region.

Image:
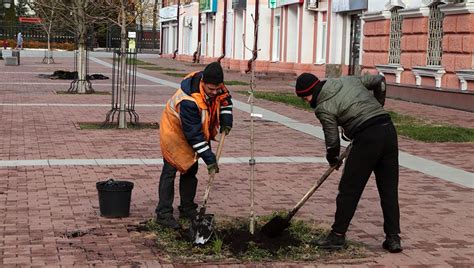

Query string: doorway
[348,14,361,75]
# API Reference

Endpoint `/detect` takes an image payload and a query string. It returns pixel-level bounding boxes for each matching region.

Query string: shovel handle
[200,133,227,214]
[287,143,353,219]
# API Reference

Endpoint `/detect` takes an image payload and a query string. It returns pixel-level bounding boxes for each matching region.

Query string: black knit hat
[295,73,320,97]
[202,62,224,85]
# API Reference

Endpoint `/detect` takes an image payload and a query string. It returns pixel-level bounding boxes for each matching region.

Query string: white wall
[301,7,315,64]
[258,2,273,61]
[367,0,424,12]
[286,4,298,62]
[328,12,346,65]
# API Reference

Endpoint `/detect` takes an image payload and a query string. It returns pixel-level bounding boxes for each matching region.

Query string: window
[316,12,327,64]
[426,3,444,66]
[388,7,403,64]
[272,15,281,61]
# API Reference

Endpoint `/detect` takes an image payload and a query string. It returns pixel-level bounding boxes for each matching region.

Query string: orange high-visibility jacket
[160,72,231,173]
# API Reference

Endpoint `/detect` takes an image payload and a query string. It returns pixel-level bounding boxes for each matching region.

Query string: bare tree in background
[28,0,59,64]
[152,0,159,51]
[33,0,107,93]
[93,0,149,128]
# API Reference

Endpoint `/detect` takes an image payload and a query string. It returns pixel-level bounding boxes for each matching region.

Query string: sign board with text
[200,0,217,13]
[159,5,178,22]
[332,0,368,13]
[269,0,303,8]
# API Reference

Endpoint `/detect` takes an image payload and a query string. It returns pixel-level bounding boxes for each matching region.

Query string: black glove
[207,162,219,175]
[326,149,342,170]
[220,125,231,135]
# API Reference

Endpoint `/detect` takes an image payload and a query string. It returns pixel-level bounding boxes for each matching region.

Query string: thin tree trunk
[47,33,51,64]
[152,0,158,51]
[77,41,87,93]
[118,2,128,129]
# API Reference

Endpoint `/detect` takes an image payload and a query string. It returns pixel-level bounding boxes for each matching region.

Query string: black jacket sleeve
[179,100,216,165]
[219,95,233,130]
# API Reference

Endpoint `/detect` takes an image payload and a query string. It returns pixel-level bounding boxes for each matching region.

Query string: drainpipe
[245,0,259,73]
[193,11,202,63]
[217,0,228,63]
[172,0,180,59]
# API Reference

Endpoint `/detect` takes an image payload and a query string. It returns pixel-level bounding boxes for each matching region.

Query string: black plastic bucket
[96,179,134,218]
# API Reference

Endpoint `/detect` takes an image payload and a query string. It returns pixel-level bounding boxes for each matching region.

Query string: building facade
[159,0,473,91]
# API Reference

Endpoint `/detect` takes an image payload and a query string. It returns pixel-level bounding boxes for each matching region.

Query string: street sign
[19,17,42,23]
[128,32,136,38]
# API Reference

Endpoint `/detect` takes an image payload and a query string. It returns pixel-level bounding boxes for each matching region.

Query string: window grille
[426,3,444,66]
[388,7,403,64]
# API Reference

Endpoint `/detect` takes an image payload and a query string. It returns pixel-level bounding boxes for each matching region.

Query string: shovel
[261,143,352,238]
[191,133,226,245]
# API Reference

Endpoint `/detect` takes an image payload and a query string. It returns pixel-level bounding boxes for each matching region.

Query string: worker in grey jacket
[295,73,402,253]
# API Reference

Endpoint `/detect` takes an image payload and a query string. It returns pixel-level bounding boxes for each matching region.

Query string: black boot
[155,216,181,230]
[314,231,346,250]
[383,234,403,253]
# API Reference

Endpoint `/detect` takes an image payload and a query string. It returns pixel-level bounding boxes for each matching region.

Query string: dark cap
[295,73,320,97]
[202,62,224,85]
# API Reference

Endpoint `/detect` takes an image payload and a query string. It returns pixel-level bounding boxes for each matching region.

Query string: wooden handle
[200,133,227,214]
[287,143,353,219]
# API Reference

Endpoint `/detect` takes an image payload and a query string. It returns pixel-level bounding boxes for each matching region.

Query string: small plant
[212,236,223,255]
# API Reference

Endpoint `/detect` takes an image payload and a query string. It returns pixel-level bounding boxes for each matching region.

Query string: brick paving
[0,51,473,267]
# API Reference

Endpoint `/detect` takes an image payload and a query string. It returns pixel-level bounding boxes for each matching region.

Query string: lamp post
[3,0,11,9]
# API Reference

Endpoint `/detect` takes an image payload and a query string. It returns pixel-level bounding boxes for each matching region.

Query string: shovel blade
[191,213,215,245]
[260,215,291,238]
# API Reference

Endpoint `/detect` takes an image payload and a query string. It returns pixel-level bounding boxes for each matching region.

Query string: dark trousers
[332,121,401,236]
[155,159,199,219]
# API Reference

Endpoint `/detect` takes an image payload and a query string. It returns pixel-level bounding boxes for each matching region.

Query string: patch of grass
[240,91,474,143]
[77,122,159,130]
[238,90,311,111]
[55,90,110,95]
[138,66,181,71]
[163,72,188,78]
[111,57,155,65]
[139,215,368,263]
[388,111,474,142]
[225,80,250,86]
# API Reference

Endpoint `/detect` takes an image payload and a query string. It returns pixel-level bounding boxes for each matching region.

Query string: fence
[104,25,160,52]
[0,25,75,44]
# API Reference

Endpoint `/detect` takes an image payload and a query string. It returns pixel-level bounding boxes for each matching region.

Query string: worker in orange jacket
[156,62,233,229]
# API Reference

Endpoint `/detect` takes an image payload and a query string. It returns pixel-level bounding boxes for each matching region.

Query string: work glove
[326,150,343,170]
[220,125,232,135]
[207,162,219,175]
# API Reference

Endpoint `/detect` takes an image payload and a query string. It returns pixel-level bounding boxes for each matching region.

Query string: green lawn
[163,72,188,78]
[138,66,181,71]
[240,91,474,143]
[225,80,250,86]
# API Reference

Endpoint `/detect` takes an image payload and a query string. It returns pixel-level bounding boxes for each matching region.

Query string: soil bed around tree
[127,215,372,264]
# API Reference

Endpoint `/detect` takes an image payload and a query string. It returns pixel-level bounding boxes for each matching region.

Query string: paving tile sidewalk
[0,52,473,267]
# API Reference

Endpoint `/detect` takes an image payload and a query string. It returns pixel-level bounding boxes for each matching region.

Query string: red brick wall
[400,17,428,71]
[361,19,390,74]
[442,13,474,90]
[363,13,474,91]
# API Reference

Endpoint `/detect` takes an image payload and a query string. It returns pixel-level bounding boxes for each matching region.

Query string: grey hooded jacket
[314,74,387,156]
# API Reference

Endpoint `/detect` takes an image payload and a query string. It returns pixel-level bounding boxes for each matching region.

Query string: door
[349,14,361,75]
